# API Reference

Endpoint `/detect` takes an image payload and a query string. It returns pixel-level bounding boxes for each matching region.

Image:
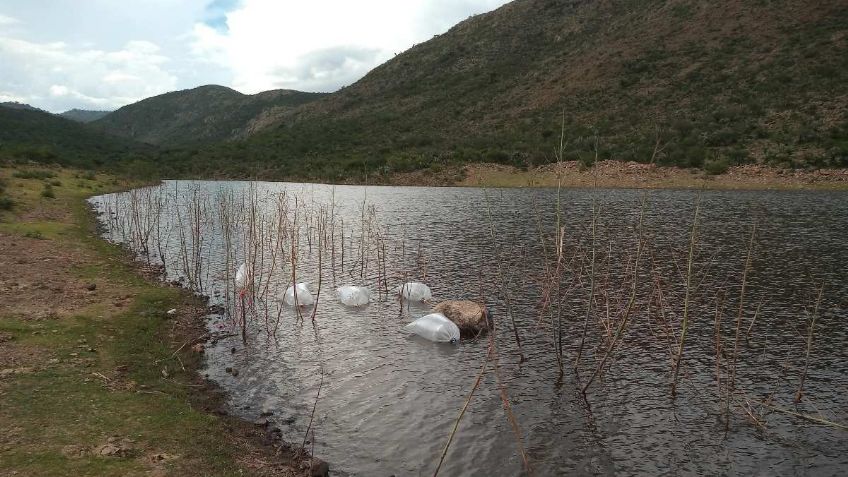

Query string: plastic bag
[394,282,432,302]
[235,263,248,290]
[404,313,460,343]
[336,285,370,306]
[284,283,315,306]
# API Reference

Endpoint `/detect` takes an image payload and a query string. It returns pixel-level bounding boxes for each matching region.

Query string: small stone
[260,410,274,417]
[166,309,177,315]
[253,418,269,427]
[230,347,236,354]
[225,367,233,374]
[86,283,97,291]
[231,369,239,377]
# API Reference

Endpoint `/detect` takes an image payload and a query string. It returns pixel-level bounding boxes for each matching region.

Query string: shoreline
[0,167,320,476]
[390,161,848,190]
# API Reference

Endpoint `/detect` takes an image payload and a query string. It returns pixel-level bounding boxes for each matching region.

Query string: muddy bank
[392,161,848,189]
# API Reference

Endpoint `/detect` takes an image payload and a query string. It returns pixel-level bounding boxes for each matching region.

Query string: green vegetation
[41,183,56,198]
[13,169,56,180]
[0,107,152,170]
[90,85,327,147]
[59,109,111,123]
[121,0,846,181]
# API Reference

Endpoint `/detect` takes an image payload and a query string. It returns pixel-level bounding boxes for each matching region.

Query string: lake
[90,181,848,476]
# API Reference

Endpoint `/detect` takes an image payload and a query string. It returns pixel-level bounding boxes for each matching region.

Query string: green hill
[164,0,847,180]
[1,102,44,113]
[59,109,111,123]
[90,85,327,147]
[0,106,151,169]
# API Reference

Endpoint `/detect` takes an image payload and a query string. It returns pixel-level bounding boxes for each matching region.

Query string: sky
[0,0,510,113]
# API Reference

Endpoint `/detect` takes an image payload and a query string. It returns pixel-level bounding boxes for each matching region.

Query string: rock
[260,410,274,417]
[253,418,269,427]
[98,443,122,456]
[166,309,177,315]
[61,444,89,458]
[97,438,135,457]
[431,301,490,337]
[309,458,330,477]
[148,453,179,463]
[86,283,97,291]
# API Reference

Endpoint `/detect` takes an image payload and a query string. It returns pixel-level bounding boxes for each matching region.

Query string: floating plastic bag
[235,263,248,290]
[337,285,370,306]
[394,282,432,302]
[404,313,460,343]
[284,283,315,306]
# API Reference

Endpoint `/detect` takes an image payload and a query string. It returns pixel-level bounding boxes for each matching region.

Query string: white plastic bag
[284,283,315,306]
[235,263,248,290]
[394,282,432,302]
[404,313,460,343]
[336,285,370,306]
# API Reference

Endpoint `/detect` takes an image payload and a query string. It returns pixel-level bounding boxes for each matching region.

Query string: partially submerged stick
[671,194,701,397]
[795,283,825,403]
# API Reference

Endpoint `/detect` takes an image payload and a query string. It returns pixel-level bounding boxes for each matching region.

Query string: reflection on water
[90,182,848,476]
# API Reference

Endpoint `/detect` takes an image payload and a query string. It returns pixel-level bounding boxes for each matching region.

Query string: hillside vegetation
[0,107,150,170]
[90,85,326,147]
[154,0,848,181]
[59,109,111,123]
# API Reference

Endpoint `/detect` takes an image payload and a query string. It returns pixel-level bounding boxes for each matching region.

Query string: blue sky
[0,0,510,112]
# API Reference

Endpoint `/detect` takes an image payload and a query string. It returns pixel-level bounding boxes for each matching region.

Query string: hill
[59,109,111,123]
[0,102,44,113]
[0,106,152,170]
[90,85,327,147]
[167,0,847,180]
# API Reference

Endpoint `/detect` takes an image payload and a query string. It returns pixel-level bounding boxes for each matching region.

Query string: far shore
[389,161,848,191]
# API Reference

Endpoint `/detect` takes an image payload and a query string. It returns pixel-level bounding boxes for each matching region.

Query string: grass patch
[13,169,57,180]
[0,166,299,477]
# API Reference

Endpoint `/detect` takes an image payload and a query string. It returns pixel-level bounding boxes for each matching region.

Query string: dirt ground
[0,167,317,477]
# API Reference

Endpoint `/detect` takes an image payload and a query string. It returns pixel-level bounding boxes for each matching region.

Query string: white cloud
[190,0,511,93]
[0,14,19,27]
[0,0,510,111]
[0,36,178,112]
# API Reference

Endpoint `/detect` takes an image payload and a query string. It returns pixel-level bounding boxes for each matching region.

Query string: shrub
[13,169,56,180]
[704,158,731,175]
[41,183,55,199]
[0,196,13,211]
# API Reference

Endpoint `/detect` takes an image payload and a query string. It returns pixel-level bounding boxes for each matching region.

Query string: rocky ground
[0,168,321,477]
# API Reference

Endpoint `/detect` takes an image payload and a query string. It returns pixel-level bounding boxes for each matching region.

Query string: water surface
[91,182,848,476]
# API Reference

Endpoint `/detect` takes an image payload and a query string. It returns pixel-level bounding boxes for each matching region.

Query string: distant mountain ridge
[0,102,45,113]
[90,85,327,147]
[60,109,111,123]
[167,0,847,180]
